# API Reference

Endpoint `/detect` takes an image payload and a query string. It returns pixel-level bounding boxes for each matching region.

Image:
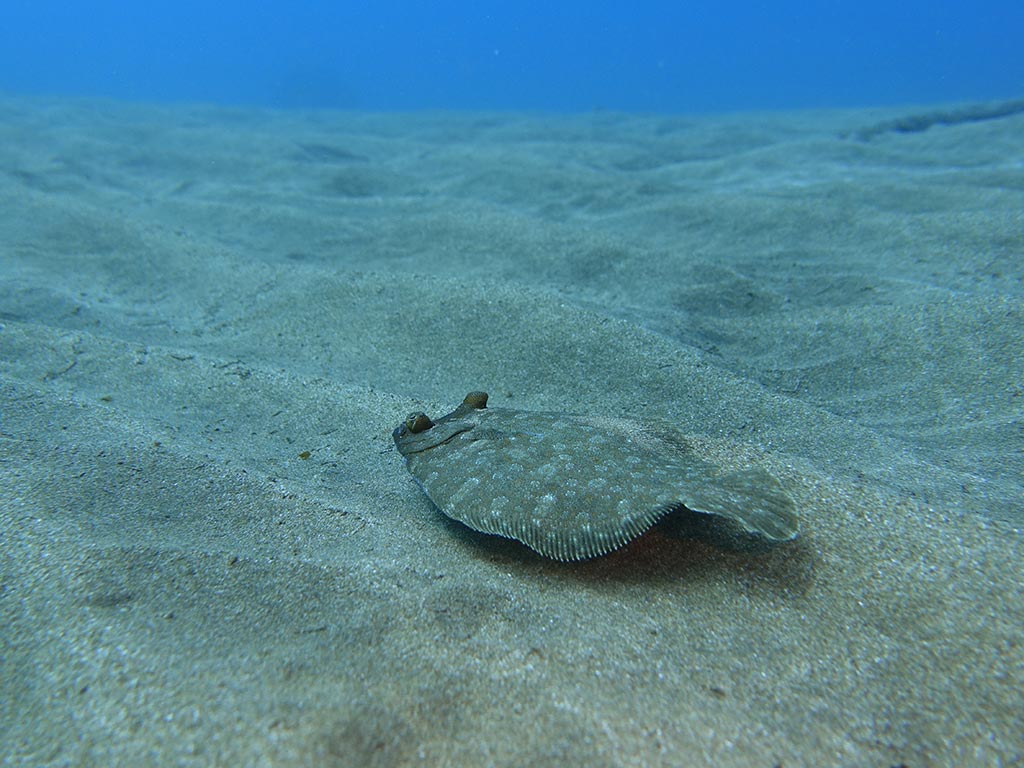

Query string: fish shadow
[440,514,820,600]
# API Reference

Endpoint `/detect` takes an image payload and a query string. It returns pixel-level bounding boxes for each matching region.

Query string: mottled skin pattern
[393,392,798,561]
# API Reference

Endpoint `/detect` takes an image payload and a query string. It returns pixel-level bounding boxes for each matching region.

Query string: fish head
[392,391,490,456]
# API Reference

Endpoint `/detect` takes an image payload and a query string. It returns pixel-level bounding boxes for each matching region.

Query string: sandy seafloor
[0,93,1022,767]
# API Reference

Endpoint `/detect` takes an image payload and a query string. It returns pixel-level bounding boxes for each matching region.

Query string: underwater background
[2,2,1022,766]
[2,0,1023,112]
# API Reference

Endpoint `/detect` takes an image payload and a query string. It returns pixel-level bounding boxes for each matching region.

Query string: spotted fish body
[392,392,799,561]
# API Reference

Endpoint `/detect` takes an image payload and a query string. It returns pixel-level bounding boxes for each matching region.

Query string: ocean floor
[1,94,1022,766]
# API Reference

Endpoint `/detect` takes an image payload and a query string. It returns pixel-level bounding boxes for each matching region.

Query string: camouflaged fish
[392,392,798,561]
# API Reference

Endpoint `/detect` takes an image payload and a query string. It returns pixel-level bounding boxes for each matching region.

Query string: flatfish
[392,392,798,561]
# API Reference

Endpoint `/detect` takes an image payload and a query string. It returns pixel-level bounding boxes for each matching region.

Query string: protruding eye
[405,412,434,434]
[462,391,488,409]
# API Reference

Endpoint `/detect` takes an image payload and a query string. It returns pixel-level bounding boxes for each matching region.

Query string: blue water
[2,0,1021,112]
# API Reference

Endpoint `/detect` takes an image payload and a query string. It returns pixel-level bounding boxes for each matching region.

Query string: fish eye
[405,412,434,434]
[462,391,489,409]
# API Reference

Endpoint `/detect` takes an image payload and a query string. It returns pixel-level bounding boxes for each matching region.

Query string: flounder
[392,391,798,561]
